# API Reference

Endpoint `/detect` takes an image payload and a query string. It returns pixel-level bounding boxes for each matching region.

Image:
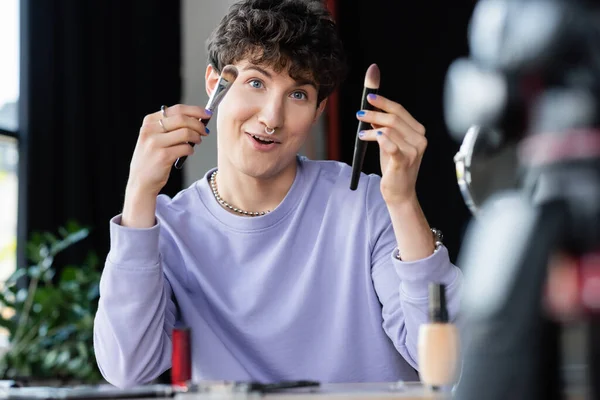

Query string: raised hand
[122,104,211,228]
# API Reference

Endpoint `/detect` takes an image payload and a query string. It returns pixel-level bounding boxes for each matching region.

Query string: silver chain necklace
[209,170,271,217]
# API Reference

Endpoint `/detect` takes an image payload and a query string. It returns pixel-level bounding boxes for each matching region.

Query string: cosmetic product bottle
[418,283,460,391]
[172,325,191,387]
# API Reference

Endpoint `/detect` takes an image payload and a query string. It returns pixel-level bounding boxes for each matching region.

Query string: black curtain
[18,0,182,268]
[336,2,476,262]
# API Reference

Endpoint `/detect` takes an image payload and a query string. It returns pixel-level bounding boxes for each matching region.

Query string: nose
[258,94,285,131]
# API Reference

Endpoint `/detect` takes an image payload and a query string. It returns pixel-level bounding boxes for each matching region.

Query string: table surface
[0,380,588,400]
[0,382,449,400]
[167,381,586,400]
[169,382,449,400]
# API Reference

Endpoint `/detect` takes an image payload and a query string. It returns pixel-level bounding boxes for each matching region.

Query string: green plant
[0,221,102,383]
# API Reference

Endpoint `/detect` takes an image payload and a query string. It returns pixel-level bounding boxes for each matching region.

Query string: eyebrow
[242,65,318,90]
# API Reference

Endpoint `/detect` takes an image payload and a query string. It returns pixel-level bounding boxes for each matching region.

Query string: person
[93,0,463,389]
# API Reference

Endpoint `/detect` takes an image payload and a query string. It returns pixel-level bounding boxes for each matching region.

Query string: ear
[314,98,328,123]
[205,64,220,97]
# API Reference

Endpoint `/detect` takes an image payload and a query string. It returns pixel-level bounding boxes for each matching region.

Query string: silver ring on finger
[160,105,168,117]
[158,118,168,133]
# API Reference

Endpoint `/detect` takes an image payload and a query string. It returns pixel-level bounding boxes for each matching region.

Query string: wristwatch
[394,228,443,260]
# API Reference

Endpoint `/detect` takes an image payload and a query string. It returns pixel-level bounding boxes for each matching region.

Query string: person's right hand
[127,104,211,197]
[121,105,211,228]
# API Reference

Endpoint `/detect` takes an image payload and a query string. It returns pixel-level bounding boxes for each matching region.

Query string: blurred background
[0,0,533,385]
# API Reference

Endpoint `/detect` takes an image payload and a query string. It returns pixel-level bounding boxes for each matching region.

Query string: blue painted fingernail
[205,127,210,134]
[367,93,377,100]
[358,131,366,138]
[376,131,383,136]
[205,109,213,115]
[356,110,366,117]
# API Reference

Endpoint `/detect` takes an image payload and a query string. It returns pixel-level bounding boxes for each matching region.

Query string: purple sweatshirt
[93,157,462,388]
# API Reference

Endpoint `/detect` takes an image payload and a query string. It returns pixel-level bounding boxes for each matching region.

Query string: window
[0,138,18,280]
[0,0,20,282]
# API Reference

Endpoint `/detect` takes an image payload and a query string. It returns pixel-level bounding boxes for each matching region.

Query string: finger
[155,127,203,147]
[365,94,425,135]
[359,126,426,152]
[357,128,380,142]
[158,118,168,133]
[376,131,403,159]
[383,126,428,153]
[369,130,420,166]
[145,114,210,136]
[157,142,198,165]
[357,109,422,142]
[143,104,213,124]
[167,142,197,159]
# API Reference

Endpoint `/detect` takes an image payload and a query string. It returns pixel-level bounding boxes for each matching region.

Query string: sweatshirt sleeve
[366,176,463,371]
[93,215,178,388]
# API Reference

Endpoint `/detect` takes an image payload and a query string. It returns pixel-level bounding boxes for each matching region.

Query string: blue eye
[249,79,264,89]
[291,91,307,100]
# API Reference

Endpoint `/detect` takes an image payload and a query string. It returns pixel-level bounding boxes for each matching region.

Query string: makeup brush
[350,63,380,190]
[174,64,239,169]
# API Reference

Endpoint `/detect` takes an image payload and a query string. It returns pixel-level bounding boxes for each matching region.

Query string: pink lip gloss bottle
[418,283,460,392]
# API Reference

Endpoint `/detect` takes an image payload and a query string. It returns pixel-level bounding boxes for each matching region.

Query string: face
[205,60,326,180]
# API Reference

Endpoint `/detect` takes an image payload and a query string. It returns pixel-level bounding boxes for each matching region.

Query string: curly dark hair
[207,0,348,104]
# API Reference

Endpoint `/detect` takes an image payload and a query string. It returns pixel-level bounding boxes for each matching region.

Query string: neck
[214,161,298,215]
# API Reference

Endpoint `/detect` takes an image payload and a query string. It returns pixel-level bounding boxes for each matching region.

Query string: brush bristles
[220,65,239,84]
[364,63,380,89]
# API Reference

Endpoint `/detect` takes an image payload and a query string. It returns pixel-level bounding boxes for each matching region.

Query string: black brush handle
[350,87,378,190]
[174,117,211,169]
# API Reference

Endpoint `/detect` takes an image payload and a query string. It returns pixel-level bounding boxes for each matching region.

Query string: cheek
[217,87,257,124]
[287,108,318,138]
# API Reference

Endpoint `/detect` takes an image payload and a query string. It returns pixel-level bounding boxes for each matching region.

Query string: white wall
[181,0,326,188]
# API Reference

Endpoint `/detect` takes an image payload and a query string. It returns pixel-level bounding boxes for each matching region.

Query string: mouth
[245,132,281,145]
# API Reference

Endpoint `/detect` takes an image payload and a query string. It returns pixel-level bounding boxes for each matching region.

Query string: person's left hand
[356,93,427,206]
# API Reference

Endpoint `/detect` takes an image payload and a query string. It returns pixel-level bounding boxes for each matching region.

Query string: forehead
[233,58,317,87]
